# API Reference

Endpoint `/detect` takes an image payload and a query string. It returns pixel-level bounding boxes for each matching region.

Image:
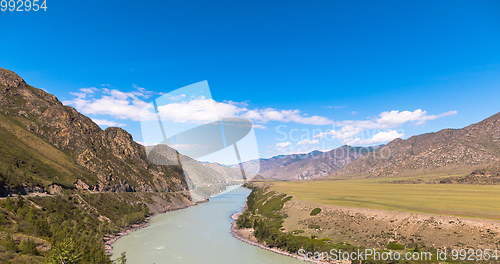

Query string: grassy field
[270,179,500,220]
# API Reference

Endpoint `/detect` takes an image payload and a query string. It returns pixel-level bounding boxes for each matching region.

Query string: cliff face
[334,113,500,178]
[0,68,189,195]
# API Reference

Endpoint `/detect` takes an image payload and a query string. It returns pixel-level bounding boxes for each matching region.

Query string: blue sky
[1,0,500,163]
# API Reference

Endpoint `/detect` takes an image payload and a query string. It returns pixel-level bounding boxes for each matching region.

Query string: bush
[307,224,321,230]
[45,238,82,264]
[310,208,321,216]
[386,241,405,250]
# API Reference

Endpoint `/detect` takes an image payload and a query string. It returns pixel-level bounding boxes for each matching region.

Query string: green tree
[45,238,82,264]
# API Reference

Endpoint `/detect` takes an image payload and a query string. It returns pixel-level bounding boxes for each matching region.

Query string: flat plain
[271,178,500,220]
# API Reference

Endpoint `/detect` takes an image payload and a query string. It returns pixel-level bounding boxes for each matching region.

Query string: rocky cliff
[0,68,189,196]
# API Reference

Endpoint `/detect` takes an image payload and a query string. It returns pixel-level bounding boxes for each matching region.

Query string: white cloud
[314,109,457,145]
[297,139,319,145]
[65,87,333,126]
[242,109,332,125]
[157,99,243,123]
[276,141,291,148]
[347,130,404,145]
[314,125,363,140]
[64,86,156,121]
[376,109,457,127]
[91,118,126,127]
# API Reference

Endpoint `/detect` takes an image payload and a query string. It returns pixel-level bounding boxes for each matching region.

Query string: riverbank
[230,212,336,264]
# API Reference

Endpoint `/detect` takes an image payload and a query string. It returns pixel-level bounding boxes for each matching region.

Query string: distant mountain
[333,113,500,179]
[146,144,243,200]
[0,68,189,196]
[243,145,378,181]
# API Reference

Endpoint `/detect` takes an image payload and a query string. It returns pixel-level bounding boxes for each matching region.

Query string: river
[111,187,306,264]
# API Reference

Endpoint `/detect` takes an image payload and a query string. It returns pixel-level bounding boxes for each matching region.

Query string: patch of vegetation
[310,208,321,216]
[290,230,304,235]
[0,193,147,263]
[18,239,38,255]
[386,241,405,250]
[307,224,320,230]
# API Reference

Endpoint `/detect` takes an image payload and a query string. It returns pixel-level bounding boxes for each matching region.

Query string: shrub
[45,238,82,264]
[310,208,321,216]
[307,224,321,230]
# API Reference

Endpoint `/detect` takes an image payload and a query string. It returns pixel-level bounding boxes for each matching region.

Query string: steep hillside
[0,68,188,196]
[334,113,500,179]
[245,145,377,181]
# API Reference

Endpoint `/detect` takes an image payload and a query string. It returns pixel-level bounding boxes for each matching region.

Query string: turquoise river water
[111,187,306,264]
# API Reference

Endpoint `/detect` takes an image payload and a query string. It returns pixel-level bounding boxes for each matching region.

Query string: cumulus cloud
[242,109,333,125]
[314,109,456,145]
[276,141,292,148]
[65,92,154,121]
[157,99,243,123]
[91,118,126,127]
[376,109,457,127]
[346,130,404,145]
[335,109,458,130]
[314,125,363,140]
[65,86,333,126]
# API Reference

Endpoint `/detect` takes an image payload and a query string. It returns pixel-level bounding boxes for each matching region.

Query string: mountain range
[242,146,378,181]
[333,112,500,179]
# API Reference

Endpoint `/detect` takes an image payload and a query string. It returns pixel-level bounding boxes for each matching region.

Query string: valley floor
[271,178,500,220]
[270,179,500,250]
